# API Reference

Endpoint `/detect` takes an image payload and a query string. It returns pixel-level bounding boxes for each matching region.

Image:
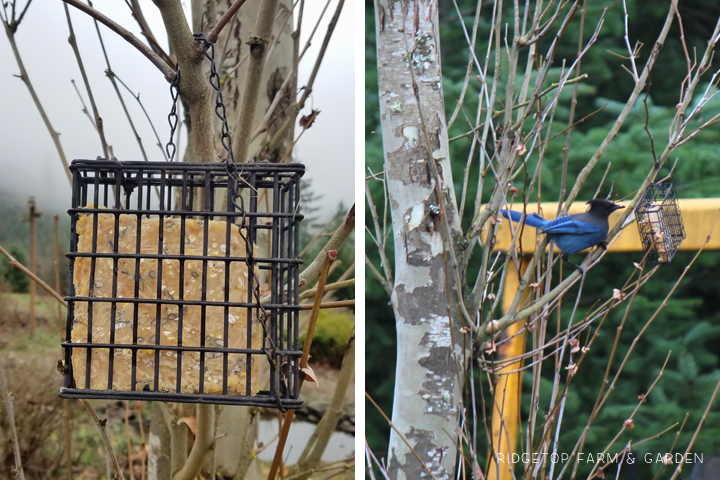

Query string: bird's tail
[500,209,547,229]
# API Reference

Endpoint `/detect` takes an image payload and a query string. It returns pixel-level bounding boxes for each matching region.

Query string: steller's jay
[500,199,624,267]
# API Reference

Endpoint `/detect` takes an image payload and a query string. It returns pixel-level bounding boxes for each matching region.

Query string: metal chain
[193,33,283,410]
[165,70,180,161]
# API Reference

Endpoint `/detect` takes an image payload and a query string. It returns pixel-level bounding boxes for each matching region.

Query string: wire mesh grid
[636,183,685,264]
[59,160,304,408]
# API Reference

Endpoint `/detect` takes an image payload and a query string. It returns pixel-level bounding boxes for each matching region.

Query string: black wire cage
[59,160,304,409]
[636,182,685,264]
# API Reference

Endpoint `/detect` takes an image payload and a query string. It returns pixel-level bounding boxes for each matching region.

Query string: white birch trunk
[374,0,468,477]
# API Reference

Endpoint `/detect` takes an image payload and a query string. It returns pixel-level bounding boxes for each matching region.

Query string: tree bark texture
[210,0,295,163]
[147,0,293,473]
[375,0,467,478]
[154,0,217,163]
[147,403,172,480]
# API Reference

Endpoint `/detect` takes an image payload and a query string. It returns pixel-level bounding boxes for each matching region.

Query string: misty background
[0,0,354,222]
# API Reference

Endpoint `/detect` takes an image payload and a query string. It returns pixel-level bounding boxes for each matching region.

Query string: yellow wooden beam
[492,198,720,253]
[488,256,530,480]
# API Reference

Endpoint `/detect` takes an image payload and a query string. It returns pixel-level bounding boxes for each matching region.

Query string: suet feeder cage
[59,159,304,408]
[636,182,685,264]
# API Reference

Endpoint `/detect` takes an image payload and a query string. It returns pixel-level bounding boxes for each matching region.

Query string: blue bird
[500,199,624,266]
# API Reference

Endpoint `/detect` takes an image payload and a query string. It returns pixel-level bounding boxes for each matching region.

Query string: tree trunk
[147,403,172,480]
[147,1,295,476]
[374,0,468,478]
[211,0,295,163]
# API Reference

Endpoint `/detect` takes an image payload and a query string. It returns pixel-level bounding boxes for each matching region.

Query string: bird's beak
[612,204,625,212]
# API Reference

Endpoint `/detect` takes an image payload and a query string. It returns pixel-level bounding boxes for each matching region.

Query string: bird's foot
[597,241,609,251]
[562,254,585,274]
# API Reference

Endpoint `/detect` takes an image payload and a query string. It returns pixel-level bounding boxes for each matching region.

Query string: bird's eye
[428,204,440,217]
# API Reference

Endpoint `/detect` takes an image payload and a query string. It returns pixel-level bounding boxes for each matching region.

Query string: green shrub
[1,246,29,293]
[302,310,354,367]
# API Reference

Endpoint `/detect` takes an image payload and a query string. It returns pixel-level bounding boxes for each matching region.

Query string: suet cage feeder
[59,159,304,408]
[636,182,685,264]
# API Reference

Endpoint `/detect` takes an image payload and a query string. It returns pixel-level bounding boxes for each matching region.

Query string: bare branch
[231,0,282,163]
[365,175,393,287]
[154,0,217,163]
[70,78,97,130]
[293,330,355,478]
[64,4,110,158]
[0,357,25,480]
[89,1,150,163]
[250,0,331,141]
[299,278,354,300]
[61,0,175,81]
[0,243,67,307]
[365,253,391,296]
[299,300,354,310]
[125,0,175,68]
[565,4,674,209]
[447,0,482,128]
[15,0,32,30]
[82,400,126,480]
[208,0,249,43]
[295,0,344,114]
[172,404,214,480]
[266,0,345,152]
[113,74,169,161]
[268,252,336,480]
[298,204,355,289]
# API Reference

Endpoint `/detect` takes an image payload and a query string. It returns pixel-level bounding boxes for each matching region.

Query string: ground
[0,290,353,479]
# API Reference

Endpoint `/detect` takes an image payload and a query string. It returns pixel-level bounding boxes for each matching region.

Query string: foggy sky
[0,0,354,222]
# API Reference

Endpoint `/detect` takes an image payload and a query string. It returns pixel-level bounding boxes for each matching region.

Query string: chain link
[192,33,283,410]
[165,70,180,161]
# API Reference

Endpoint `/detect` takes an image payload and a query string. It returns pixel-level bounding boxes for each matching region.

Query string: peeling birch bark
[375,0,468,477]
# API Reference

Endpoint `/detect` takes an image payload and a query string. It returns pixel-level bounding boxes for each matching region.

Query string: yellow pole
[488,256,530,480]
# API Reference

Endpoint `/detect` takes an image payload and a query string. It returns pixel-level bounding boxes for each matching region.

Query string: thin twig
[365,177,393,288]
[113,74,169,161]
[668,380,720,480]
[365,253,391,296]
[90,1,149,164]
[299,279,354,300]
[295,204,355,295]
[299,300,354,310]
[266,0,345,152]
[64,3,110,159]
[267,251,336,480]
[250,0,332,141]
[125,0,175,68]
[70,78,97,130]
[0,243,67,306]
[0,357,25,480]
[447,0,483,128]
[365,392,438,480]
[82,400,126,480]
